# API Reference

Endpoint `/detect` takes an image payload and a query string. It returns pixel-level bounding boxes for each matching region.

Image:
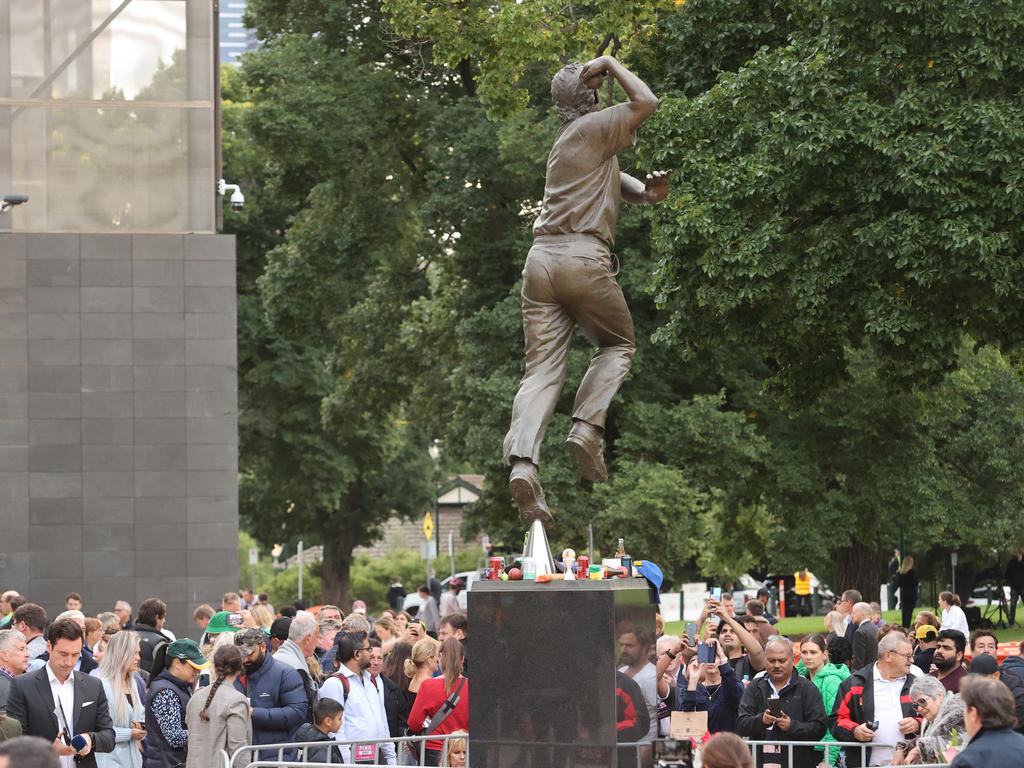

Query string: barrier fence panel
[234,735,949,768]
[231,733,460,768]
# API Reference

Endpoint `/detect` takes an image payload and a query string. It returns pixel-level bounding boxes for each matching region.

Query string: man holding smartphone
[736,637,827,768]
[701,599,766,681]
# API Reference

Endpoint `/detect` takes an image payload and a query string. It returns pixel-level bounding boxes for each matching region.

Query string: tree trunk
[834,545,887,602]
[319,523,355,607]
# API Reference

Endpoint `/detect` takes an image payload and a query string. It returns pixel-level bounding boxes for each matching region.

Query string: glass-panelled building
[0,0,237,635]
[0,0,217,232]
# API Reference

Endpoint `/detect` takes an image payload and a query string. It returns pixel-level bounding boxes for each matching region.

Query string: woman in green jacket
[798,634,851,767]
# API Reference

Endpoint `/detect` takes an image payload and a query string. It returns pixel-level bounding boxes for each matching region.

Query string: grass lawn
[665,610,1024,643]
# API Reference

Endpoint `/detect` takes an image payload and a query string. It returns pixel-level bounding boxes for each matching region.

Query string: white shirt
[940,605,970,638]
[869,664,906,766]
[47,663,77,768]
[321,665,396,765]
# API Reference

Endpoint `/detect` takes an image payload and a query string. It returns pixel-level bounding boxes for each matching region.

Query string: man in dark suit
[836,589,863,642]
[852,601,879,670]
[5,619,114,768]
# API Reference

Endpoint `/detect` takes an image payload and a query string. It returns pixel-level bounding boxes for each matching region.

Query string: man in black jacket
[1006,550,1024,627]
[5,620,115,768]
[133,598,172,675]
[830,633,921,768]
[966,654,1024,735]
[736,637,826,768]
[952,674,1024,767]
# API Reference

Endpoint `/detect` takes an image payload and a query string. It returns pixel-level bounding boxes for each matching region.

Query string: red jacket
[406,675,469,752]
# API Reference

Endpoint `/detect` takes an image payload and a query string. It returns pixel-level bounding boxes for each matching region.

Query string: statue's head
[551,63,600,124]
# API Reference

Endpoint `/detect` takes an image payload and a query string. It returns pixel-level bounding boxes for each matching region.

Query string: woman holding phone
[96,631,146,768]
[677,640,744,733]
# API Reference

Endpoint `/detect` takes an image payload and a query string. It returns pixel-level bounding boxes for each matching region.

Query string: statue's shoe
[565,421,608,483]
[509,462,553,524]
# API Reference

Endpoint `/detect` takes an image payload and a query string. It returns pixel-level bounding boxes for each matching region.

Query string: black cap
[270,616,292,641]
[968,654,999,675]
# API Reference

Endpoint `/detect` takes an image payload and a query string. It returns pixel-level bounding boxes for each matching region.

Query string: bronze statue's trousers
[503,233,636,466]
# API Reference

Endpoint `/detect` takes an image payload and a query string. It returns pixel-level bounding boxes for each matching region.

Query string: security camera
[0,194,29,215]
[217,179,245,211]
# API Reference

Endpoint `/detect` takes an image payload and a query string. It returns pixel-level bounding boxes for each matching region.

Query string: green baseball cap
[166,639,210,670]
[205,611,245,634]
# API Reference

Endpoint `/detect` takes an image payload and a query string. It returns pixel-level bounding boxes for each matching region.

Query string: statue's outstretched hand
[644,170,671,204]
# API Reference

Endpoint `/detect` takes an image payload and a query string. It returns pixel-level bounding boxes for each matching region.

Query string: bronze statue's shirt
[532,103,635,248]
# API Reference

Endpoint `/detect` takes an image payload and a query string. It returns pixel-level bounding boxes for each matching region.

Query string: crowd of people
[639,590,1024,767]
[0,585,470,767]
[3,577,1024,768]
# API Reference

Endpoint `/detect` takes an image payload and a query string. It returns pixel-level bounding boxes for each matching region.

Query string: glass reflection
[0,0,216,232]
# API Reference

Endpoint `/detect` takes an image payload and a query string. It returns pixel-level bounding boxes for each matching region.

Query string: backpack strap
[328,671,350,703]
[423,677,466,736]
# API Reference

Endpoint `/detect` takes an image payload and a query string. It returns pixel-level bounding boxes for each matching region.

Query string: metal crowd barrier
[745,738,895,767]
[230,732,461,767]
[234,735,950,768]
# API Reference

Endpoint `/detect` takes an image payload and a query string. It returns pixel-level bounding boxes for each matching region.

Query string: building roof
[438,474,484,506]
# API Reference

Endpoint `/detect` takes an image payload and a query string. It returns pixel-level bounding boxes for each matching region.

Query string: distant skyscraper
[219,0,259,64]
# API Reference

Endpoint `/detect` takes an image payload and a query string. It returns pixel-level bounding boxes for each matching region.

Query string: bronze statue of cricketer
[503,55,670,523]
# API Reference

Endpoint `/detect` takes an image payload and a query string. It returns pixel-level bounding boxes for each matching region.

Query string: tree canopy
[228,0,1024,602]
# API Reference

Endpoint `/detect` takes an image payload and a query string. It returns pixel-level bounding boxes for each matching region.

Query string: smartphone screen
[684,622,697,645]
[697,642,715,664]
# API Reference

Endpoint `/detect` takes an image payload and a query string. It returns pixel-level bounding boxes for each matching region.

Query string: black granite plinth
[467,578,655,768]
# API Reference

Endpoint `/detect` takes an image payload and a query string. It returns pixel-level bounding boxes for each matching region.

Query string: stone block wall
[0,233,238,636]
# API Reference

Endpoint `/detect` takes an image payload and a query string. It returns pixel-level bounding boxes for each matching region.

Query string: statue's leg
[560,245,635,482]
[504,245,575,523]
[502,246,575,468]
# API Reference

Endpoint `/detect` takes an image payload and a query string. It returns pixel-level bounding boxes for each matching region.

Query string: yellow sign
[422,511,434,542]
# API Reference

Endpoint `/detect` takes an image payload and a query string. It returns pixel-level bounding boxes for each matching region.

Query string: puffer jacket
[135,623,172,675]
[233,651,308,748]
[293,723,343,764]
[1000,654,1024,680]
[800,662,850,766]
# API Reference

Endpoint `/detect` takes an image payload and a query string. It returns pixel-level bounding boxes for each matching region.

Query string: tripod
[981,582,1011,630]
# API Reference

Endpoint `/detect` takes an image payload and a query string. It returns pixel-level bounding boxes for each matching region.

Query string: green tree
[229,0,1024,604]
[638,0,1024,395]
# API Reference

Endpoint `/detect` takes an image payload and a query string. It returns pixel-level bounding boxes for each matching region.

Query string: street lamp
[428,439,442,579]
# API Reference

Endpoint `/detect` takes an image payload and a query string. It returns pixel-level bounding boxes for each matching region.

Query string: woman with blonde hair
[184,644,251,767]
[96,631,146,768]
[444,730,467,767]
[395,638,438,765]
[408,638,469,766]
[898,555,919,628]
[824,610,845,643]
[249,604,274,629]
[375,615,398,654]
